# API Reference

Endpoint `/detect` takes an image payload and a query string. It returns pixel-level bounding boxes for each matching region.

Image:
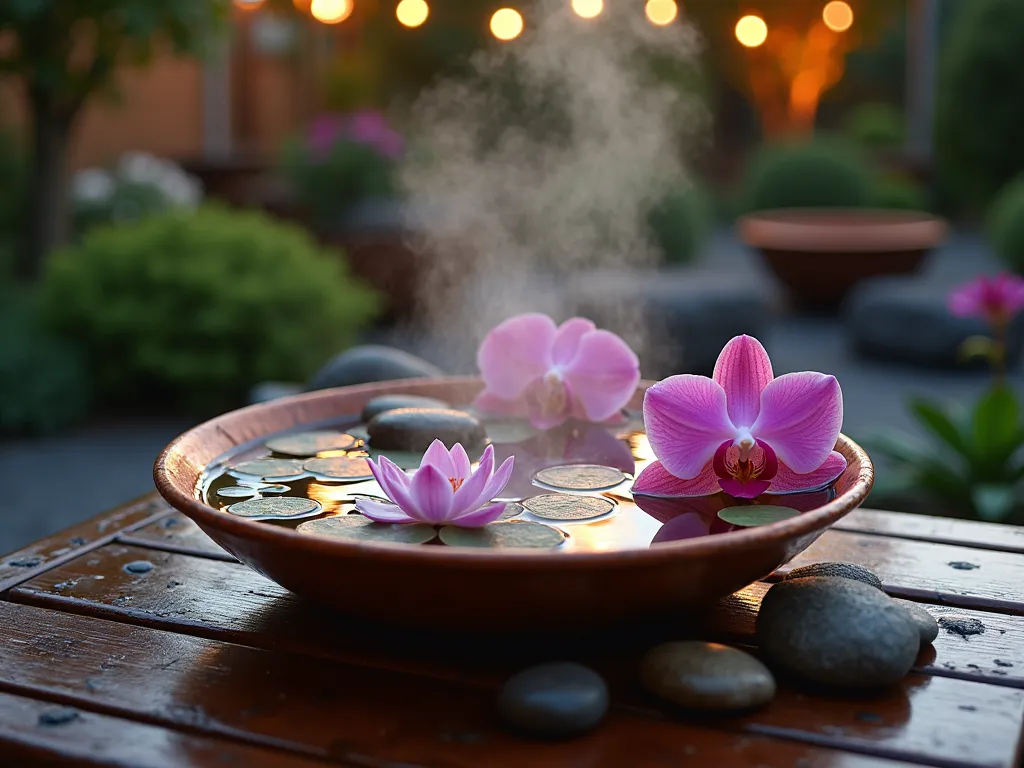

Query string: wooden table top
[0,493,1022,768]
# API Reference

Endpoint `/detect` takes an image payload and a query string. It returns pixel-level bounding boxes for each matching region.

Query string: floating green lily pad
[499,502,525,520]
[266,430,357,457]
[717,505,801,528]
[523,493,616,521]
[303,456,375,482]
[438,521,566,549]
[226,497,322,521]
[216,485,261,499]
[229,459,307,482]
[367,449,424,470]
[296,514,436,544]
[534,464,627,492]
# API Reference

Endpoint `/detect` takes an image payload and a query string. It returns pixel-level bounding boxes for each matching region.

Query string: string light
[311,0,353,24]
[490,8,524,41]
[735,14,768,47]
[571,0,603,20]
[822,1,854,32]
[645,0,678,27]
[396,0,429,27]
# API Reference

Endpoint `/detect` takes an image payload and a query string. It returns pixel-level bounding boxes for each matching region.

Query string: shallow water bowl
[154,377,873,630]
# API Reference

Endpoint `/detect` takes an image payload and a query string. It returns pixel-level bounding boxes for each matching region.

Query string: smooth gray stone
[784,561,883,590]
[360,394,449,423]
[894,599,940,646]
[640,641,776,712]
[497,662,609,739]
[367,408,485,452]
[249,381,303,405]
[306,345,444,391]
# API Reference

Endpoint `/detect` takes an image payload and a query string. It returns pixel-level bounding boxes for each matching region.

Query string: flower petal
[481,454,515,501]
[713,335,773,428]
[476,313,556,399]
[409,464,454,523]
[769,451,847,494]
[450,445,495,516]
[643,375,736,479]
[377,458,418,512]
[632,460,722,498]
[751,372,843,474]
[449,443,472,481]
[718,477,772,498]
[421,439,455,477]
[948,280,986,318]
[355,499,418,524]
[449,502,509,528]
[561,330,641,421]
[552,317,597,366]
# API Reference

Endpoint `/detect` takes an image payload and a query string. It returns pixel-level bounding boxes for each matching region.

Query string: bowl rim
[154,376,874,570]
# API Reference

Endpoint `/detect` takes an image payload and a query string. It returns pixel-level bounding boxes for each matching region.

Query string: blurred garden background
[3,0,1024,549]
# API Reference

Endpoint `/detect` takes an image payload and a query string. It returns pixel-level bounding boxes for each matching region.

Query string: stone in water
[368,448,424,470]
[361,394,449,422]
[893,599,939,646]
[439,521,565,549]
[226,497,322,521]
[784,561,883,590]
[523,494,615,522]
[718,505,800,528]
[367,408,486,453]
[534,464,627,492]
[640,641,776,712]
[265,430,357,457]
[296,514,436,544]
[497,663,609,738]
[303,456,374,482]
[229,459,307,482]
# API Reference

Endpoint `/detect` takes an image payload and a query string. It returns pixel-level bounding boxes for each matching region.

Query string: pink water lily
[356,440,514,526]
[632,335,846,499]
[949,272,1024,328]
[475,313,641,430]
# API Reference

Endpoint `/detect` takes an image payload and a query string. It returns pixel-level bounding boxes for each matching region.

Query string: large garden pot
[738,209,948,311]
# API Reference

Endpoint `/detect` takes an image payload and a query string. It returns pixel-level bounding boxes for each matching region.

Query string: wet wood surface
[1,494,1022,767]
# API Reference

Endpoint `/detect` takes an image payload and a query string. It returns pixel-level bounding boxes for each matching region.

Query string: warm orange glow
[645,0,678,26]
[571,0,603,19]
[311,0,353,24]
[396,0,429,27]
[490,8,524,41]
[234,0,266,9]
[293,0,311,10]
[735,14,768,47]
[822,1,854,32]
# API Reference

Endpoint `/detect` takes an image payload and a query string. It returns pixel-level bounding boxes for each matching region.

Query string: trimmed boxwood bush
[842,102,905,152]
[41,205,379,414]
[987,175,1024,273]
[871,175,928,211]
[647,183,710,265]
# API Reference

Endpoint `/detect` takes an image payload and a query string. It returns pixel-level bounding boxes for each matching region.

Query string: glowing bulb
[571,0,603,20]
[234,0,266,9]
[645,0,678,26]
[822,1,854,32]
[396,0,429,27]
[490,8,524,41]
[311,0,352,24]
[735,14,768,47]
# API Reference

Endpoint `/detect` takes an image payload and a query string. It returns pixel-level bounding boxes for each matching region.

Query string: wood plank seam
[832,524,1024,557]
[115,534,237,563]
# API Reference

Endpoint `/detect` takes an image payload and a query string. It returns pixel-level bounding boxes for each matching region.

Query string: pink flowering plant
[356,440,514,527]
[632,335,847,500]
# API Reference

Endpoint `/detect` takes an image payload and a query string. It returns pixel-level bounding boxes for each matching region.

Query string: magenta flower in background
[633,335,846,499]
[474,313,641,430]
[356,440,514,526]
[948,272,1024,328]
[306,110,404,159]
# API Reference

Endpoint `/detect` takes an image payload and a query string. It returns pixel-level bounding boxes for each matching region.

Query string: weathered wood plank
[0,601,979,768]
[119,512,234,562]
[837,509,1024,555]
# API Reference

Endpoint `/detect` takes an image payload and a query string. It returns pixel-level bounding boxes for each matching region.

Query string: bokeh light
[571,0,603,20]
[293,0,311,10]
[311,0,353,24]
[396,0,429,27]
[234,0,266,9]
[822,1,854,32]
[735,14,768,47]
[490,8,524,41]
[645,0,678,26]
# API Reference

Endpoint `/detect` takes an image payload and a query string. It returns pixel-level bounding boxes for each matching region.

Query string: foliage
[40,205,379,414]
[740,139,872,212]
[842,102,905,151]
[0,129,25,244]
[936,0,1024,208]
[871,174,927,211]
[647,184,710,265]
[866,388,1024,523]
[986,175,1024,273]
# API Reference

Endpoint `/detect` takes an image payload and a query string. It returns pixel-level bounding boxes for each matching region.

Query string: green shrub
[740,139,873,212]
[987,175,1024,272]
[647,184,709,265]
[40,205,379,414]
[936,0,1024,207]
[871,175,928,211]
[841,102,905,152]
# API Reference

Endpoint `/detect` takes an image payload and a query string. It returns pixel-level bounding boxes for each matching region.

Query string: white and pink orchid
[356,440,514,527]
[633,335,846,499]
[474,313,641,430]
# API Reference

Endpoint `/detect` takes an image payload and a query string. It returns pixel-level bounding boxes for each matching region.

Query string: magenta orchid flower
[948,273,1024,328]
[475,313,641,430]
[632,335,846,499]
[356,440,514,527]
[307,111,404,160]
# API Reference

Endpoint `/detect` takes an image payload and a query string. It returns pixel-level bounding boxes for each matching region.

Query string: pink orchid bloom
[948,273,1024,328]
[356,440,514,527]
[475,313,641,430]
[632,335,846,499]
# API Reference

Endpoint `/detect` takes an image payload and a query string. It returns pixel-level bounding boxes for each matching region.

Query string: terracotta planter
[154,377,874,631]
[738,209,949,311]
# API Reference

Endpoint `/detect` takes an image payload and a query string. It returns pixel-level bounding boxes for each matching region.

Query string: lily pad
[534,464,627,492]
[229,459,307,482]
[499,502,525,520]
[523,494,616,522]
[216,486,261,499]
[260,484,290,495]
[303,456,375,482]
[226,497,322,521]
[367,449,424,470]
[266,431,357,457]
[717,505,801,528]
[296,515,436,544]
[439,521,566,549]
